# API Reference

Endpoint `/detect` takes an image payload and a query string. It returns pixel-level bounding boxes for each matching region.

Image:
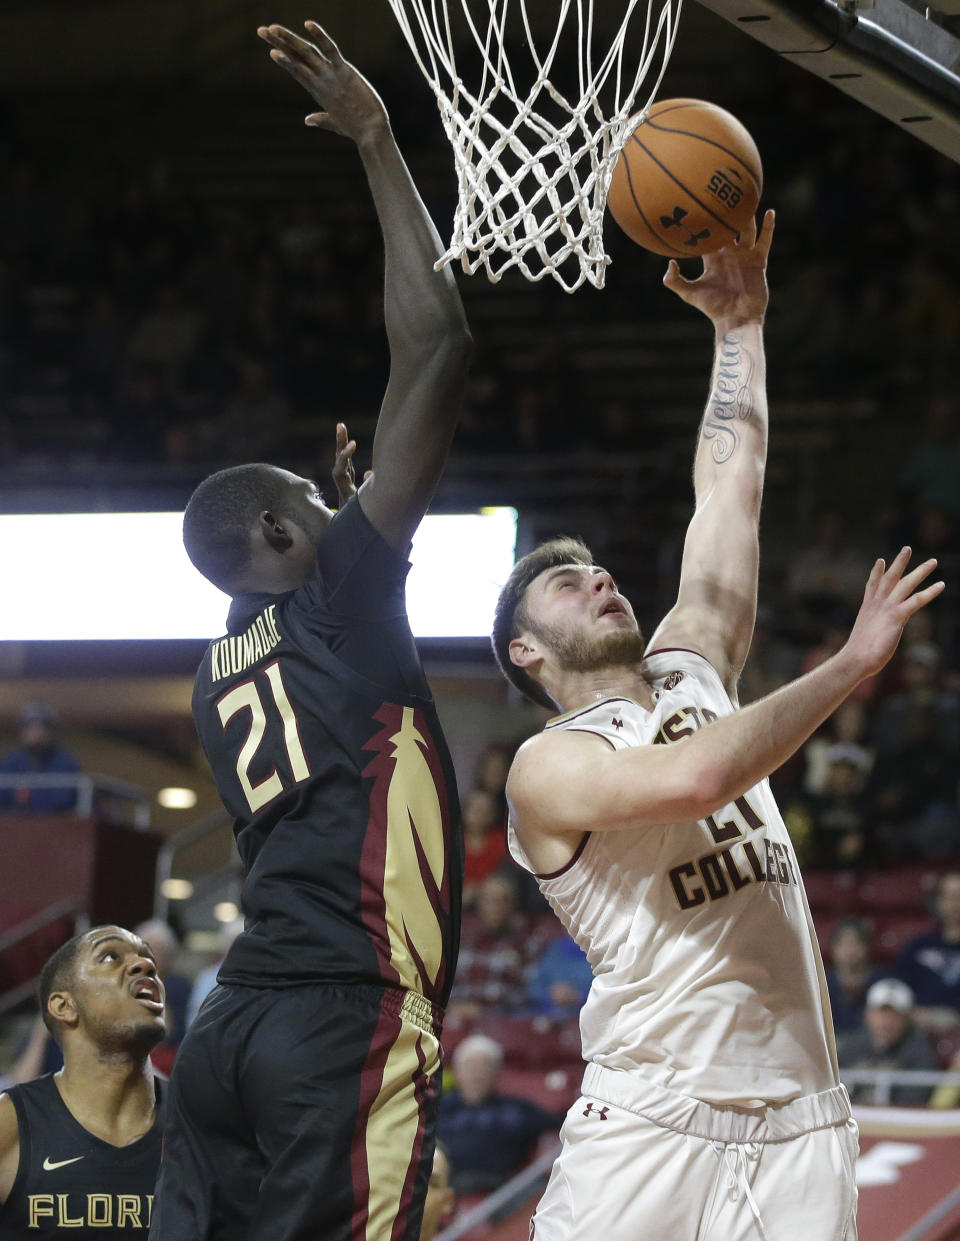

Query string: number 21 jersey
[191,498,462,1008]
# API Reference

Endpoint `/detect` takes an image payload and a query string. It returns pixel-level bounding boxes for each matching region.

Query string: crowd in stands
[0,51,958,487]
[2,36,960,1234]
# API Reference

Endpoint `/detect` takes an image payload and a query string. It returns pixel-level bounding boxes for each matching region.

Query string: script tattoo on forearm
[701,332,755,464]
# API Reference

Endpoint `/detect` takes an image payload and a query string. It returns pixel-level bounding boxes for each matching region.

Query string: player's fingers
[862,557,885,600]
[304,20,343,62]
[902,578,946,618]
[336,421,348,449]
[756,208,775,255]
[662,260,689,293]
[896,556,940,598]
[738,215,758,249]
[873,546,910,595]
[265,23,329,63]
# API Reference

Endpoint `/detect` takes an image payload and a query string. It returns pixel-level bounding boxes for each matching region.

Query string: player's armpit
[0,1094,21,1205]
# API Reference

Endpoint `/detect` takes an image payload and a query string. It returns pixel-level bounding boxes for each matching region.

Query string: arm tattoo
[701,332,755,464]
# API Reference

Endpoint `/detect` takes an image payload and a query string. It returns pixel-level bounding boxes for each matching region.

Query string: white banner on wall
[0,507,518,641]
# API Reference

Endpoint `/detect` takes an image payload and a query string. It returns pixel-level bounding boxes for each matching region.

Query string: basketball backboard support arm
[693,0,960,162]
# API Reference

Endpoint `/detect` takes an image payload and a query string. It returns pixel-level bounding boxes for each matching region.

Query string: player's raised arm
[646,210,775,695]
[258,21,472,550]
[510,550,943,856]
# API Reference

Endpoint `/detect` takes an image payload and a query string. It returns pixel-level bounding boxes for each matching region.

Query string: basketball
[606,98,763,258]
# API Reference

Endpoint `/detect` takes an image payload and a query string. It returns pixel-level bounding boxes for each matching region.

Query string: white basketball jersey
[508,648,839,1107]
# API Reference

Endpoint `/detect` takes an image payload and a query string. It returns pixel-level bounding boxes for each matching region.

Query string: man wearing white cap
[837,978,938,1105]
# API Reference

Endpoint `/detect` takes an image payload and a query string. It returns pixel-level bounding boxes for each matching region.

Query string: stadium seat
[856,866,936,915]
[498,1065,580,1112]
[801,870,859,915]
[474,1013,583,1068]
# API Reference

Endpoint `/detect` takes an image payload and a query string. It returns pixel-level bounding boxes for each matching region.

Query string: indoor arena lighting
[160,878,195,900]
[157,787,199,810]
[0,507,517,641]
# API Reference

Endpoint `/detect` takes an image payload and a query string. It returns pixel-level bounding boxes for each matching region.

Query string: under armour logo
[612,718,623,730]
[659,206,711,249]
[583,1103,609,1119]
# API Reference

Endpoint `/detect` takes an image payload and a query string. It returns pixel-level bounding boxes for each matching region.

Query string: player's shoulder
[0,1091,20,1152]
[643,644,732,699]
[508,726,611,799]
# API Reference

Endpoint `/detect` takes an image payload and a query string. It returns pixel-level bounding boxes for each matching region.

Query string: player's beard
[533,620,647,674]
[74,996,166,1059]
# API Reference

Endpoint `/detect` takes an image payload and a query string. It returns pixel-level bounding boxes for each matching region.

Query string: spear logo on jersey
[363,705,449,998]
[663,670,686,690]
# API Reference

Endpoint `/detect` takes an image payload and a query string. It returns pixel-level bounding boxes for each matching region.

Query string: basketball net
[386,0,683,291]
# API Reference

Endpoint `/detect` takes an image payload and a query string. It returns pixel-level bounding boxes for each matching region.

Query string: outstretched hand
[332,422,371,508]
[663,208,775,328]
[257,21,390,146]
[843,549,944,681]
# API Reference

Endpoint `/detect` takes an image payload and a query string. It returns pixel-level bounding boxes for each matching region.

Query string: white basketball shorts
[529,1063,859,1241]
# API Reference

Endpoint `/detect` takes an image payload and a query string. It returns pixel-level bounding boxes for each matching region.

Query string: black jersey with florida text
[193,497,463,1006]
[0,1074,163,1239]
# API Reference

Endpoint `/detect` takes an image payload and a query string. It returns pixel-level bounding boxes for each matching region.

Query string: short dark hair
[182,464,297,593]
[38,932,89,1045]
[491,536,594,710]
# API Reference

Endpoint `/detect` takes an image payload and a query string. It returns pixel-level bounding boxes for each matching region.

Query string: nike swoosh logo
[42,1155,85,1171]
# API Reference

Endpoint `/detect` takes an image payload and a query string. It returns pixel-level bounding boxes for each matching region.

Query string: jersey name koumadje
[508,649,838,1107]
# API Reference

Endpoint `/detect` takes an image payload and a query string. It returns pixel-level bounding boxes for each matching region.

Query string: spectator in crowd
[473,741,515,801]
[782,744,872,869]
[801,700,874,795]
[437,1034,563,1195]
[419,1142,455,1241]
[838,978,938,1105]
[825,918,885,1035]
[185,917,244,1028]
[893,871,960,1032]
[870,636,960,758]
[867,700,960,860]
[0,1016,54,1093]
[447,875,554,1019]
[527,933,593,1020]
[462,787,507,909]
[133,919,192,1062]
[0,702,81,814]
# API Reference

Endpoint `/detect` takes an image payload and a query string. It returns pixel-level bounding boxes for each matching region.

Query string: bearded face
[529,618,647,674]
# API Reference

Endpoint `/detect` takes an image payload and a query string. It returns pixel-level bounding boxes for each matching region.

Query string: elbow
[427,320,474,381]
[409,319,474,374]
[671,751,730,822]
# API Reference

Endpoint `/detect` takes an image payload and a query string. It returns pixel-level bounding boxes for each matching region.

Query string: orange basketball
[607,98,763,258]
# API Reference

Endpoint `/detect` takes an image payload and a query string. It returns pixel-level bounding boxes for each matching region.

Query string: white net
[386,0,683,292]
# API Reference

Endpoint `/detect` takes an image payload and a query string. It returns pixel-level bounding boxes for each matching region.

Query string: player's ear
[259,510,294,554]
[508,634,539,670]
[47,989,78,1033]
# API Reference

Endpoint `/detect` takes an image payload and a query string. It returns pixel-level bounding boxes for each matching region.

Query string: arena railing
[0,772,151,827]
